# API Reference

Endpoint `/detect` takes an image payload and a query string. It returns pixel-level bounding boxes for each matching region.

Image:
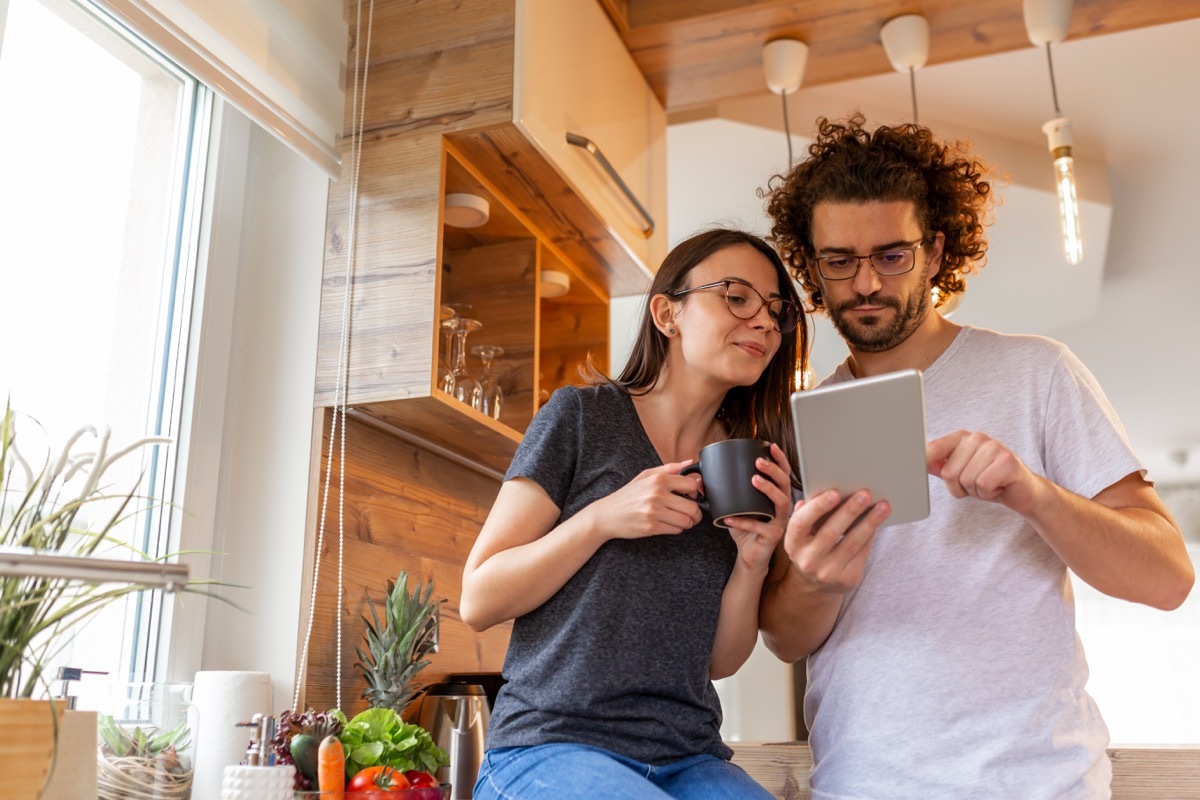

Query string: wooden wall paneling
[318,132,441,407]
[302,410,509,716]
[354,0,515,65]
[317,0,517,407]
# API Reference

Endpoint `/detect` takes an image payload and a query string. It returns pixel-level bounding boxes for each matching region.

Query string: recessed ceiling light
[444,192,490,228]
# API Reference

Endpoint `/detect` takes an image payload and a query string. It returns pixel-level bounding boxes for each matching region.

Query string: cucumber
[289,733,319,781]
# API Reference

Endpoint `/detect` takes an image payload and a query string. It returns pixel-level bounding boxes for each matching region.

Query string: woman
[460,229,807,800]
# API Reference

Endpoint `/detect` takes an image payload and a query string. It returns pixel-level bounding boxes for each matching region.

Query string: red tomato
[405,770,438,788]
[346,765,410,793]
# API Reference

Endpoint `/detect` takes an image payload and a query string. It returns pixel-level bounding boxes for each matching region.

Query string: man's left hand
[926,429,1044,515]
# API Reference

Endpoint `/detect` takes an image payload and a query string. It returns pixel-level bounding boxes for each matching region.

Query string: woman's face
[670,244,785,388]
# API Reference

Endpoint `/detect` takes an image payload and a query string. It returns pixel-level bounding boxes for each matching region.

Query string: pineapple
[356,570,442,714]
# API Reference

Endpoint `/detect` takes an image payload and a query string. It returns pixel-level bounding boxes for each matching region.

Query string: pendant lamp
[1024,0,1083,265]
[880,14,929,124]
[762,38,809,169]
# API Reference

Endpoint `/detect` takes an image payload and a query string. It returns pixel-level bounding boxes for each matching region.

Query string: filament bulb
[1042,118,1083,265]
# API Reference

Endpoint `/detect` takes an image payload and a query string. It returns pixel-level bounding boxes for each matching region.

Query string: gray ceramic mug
[680,439,775,528]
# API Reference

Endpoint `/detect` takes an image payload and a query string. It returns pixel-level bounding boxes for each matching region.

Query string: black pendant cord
[1046,42,1062,115]
[782,89,794,169]
[909,67,919,124]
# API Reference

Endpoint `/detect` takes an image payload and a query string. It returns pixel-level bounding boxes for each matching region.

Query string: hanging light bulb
[1042,118,1083,265]
[1024,0,1082,265]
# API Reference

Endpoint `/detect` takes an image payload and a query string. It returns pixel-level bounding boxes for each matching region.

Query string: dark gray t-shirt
[485,383,737,764]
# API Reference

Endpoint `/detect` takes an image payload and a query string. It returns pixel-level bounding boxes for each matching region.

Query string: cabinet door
[514,0,667,275]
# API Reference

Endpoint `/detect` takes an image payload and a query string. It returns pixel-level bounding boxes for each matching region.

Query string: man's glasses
[667,280,800,333]
[814,241,925,281]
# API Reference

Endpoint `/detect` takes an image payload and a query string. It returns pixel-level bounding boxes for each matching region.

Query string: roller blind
[97,0,346,177]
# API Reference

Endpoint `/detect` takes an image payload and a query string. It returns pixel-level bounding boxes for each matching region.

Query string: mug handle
[678,462,709,514]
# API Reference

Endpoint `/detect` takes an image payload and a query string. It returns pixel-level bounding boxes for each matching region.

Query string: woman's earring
[668,327,676,336]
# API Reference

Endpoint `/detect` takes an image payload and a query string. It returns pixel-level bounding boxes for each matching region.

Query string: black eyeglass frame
[666,279,800,334]
[814,241,926,281]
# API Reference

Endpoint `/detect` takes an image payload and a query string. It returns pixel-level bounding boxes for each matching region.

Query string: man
[759,115,1194,799]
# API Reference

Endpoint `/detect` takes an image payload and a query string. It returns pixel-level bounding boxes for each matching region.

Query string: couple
[458,116,1194,800]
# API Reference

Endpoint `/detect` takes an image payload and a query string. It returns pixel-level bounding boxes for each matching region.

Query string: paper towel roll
[192,671,273,800]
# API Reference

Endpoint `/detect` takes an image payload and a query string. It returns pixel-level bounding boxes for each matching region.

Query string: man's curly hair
[765,114,993,311]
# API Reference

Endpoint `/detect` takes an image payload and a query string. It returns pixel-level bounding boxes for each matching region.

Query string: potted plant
[96,696,194,800]
[0,405,219,799]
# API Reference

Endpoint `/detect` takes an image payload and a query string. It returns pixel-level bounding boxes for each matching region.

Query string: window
[0,0,210,688]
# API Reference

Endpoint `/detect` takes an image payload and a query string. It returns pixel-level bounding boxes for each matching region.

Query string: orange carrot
[317,734,345,799]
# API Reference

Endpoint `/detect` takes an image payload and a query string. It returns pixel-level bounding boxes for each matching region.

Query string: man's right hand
[782,489,891,593]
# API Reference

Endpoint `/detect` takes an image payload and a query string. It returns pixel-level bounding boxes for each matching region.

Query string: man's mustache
[833,294,901,313]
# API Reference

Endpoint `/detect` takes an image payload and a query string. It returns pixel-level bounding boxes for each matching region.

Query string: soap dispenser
[220,713,294,800]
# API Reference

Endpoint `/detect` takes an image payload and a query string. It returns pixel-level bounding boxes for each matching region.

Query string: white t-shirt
[806,326,1143,800]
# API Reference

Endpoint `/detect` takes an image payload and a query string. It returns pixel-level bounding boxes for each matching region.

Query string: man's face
[809,200,943,353]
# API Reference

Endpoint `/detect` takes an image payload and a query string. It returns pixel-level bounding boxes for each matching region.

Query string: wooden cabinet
[513,0,668,275]
[315,0,658,473]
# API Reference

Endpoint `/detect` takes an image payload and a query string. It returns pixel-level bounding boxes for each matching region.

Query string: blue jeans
[473,743,774,800]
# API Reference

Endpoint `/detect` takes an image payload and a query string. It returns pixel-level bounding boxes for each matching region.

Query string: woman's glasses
[667,280,800,333]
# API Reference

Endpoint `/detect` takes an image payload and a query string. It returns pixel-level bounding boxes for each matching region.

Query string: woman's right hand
[582,460,705,541]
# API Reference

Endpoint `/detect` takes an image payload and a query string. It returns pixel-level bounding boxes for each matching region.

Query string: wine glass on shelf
[437,304,456,392]
[471,344,505,420]
[449,317,483,409]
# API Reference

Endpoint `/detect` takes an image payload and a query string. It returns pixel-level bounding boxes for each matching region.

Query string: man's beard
[828,273,931,353]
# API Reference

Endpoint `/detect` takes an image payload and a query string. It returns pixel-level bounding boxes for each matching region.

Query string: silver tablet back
[790,368,931,527]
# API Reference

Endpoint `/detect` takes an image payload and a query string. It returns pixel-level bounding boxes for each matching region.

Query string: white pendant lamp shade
[880,14,930,72]
[1024,0,1075,46]
[763,38,809,95]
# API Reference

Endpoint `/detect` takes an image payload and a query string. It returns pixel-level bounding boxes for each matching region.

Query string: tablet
[790,368,930,527]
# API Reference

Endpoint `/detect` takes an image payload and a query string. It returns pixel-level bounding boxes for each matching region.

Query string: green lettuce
[332,707,448,777]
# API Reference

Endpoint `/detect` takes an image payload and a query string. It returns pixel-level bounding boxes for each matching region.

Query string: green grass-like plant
[0,403,228,699]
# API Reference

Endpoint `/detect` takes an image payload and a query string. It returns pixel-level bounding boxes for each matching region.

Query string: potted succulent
[97,700,194,800]
[0,405,220,798]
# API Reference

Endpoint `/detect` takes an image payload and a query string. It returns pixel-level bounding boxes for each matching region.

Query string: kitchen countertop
[729,741,1200,799]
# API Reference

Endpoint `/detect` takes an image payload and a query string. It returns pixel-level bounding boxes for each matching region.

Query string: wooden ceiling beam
[614,0,1200,112]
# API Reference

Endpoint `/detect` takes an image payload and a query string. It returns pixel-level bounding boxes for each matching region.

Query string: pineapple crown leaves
[355,570,443,714]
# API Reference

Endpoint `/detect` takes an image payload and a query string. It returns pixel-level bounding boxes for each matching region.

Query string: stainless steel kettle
[416,682,490,800]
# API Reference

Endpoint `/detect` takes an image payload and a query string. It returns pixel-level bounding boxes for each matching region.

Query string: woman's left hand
[723,442,793,572]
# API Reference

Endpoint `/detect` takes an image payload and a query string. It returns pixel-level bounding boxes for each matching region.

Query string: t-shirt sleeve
[1043,344,1145,499]
[504,386,582,509]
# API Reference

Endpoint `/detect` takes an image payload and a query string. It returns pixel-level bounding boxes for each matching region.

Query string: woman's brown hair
[596,228,806,487]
